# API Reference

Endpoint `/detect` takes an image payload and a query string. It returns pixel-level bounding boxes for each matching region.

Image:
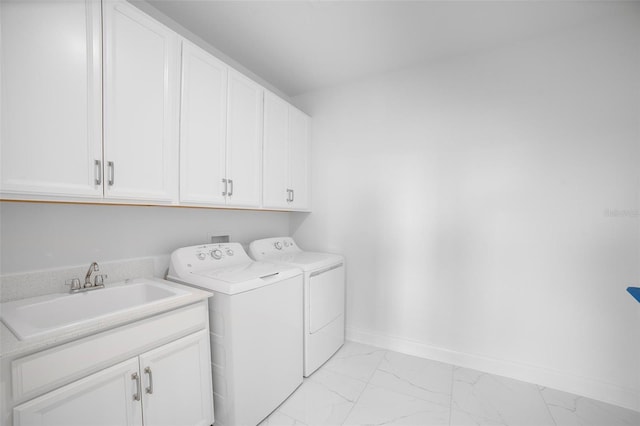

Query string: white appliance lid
[167,242,302,295]
[249,237,344,271]
[262,252,344,272]
[193,261,284,284]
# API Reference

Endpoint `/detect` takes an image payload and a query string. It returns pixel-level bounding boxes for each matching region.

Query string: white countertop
[0,278,212,359]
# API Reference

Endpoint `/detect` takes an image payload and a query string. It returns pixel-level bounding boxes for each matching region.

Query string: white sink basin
[0,279,190,341]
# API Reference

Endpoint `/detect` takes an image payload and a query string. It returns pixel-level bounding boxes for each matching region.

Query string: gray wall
[0,202,289,274]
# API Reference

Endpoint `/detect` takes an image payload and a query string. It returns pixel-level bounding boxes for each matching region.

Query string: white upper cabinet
[179,46,263,208]
[263,94,291,209]
[225,70,263,207]
[179,41,228,205]
[263,92,311,210]
[103,0,180,202]
[288,107,311,210]
[1,0,310,211]
[0,0,103,198]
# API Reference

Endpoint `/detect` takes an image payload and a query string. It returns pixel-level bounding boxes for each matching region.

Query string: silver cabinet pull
[132,372,141,401]
[94,160,102,185]
[222,178,227,196]
[144,367,154,394]
[228,179,233,196]
[286,189,293,203]
[107,161,115,186]
[291,189,295,202]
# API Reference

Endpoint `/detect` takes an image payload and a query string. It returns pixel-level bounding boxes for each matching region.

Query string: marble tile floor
[259,341,640,426]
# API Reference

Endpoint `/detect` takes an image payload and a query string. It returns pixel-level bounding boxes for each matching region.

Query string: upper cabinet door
[179,41,228,205]
[262,93,291,209]
[0,0,103,198]
[289,108,311,210]
[103,0,179,202]
[226,70,263,207]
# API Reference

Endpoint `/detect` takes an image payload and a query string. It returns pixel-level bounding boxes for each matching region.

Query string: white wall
[0,202,289,274]
[292,13,640,410]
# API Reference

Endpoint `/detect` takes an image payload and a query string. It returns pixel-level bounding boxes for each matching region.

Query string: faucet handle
[65,278,81,291]
[94,274,108,286]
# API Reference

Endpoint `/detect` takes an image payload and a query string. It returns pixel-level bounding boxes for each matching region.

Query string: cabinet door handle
[107,161,115,186]
[291,189,295,202]
[144,366,154,394]
[286,189,293,203]
[94,160,102,185]
[228,179,233,196]
[222,178,227,196]
[132,372,141,401]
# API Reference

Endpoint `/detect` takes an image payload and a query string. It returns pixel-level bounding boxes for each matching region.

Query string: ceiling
[146,1,639,97]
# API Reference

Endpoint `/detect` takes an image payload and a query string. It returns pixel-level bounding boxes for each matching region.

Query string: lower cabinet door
[139,330,214,426]
[13,358,143,426]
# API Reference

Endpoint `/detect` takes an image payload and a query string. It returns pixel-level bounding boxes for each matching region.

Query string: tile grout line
[448,366,455,426]
[339,348,389,425]
[538,386,559,426]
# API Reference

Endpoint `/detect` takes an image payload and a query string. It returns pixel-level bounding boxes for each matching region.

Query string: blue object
[627,287,640,304]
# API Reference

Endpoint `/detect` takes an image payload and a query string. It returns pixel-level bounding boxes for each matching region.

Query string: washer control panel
[248,237,301,260]
[170,242,249,273]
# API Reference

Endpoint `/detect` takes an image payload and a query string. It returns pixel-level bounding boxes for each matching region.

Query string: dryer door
[308,263,345,333]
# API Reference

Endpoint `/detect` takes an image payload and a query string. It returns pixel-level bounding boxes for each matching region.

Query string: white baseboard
[346,326,640,413]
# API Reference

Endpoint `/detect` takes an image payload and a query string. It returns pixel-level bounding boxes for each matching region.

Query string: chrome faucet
[84,262,100,287]
[66,262,107,293]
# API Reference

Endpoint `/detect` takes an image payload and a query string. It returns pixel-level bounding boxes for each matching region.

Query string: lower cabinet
[13,358,143,426]
[138,330,213,426]
[13,330,213,426]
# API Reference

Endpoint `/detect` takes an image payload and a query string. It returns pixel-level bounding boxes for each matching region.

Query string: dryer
[167,243,303,426]
[249,237,345,377]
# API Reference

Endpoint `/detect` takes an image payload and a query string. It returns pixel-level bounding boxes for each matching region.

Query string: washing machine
[249,237,345,377]
[167,243,303,426]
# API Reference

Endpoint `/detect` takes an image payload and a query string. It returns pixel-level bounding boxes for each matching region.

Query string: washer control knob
[284,240,290,247]
[196,253,206,260]
[274,241,283,250]
[226,249,234,256]
[210,249,223,260]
